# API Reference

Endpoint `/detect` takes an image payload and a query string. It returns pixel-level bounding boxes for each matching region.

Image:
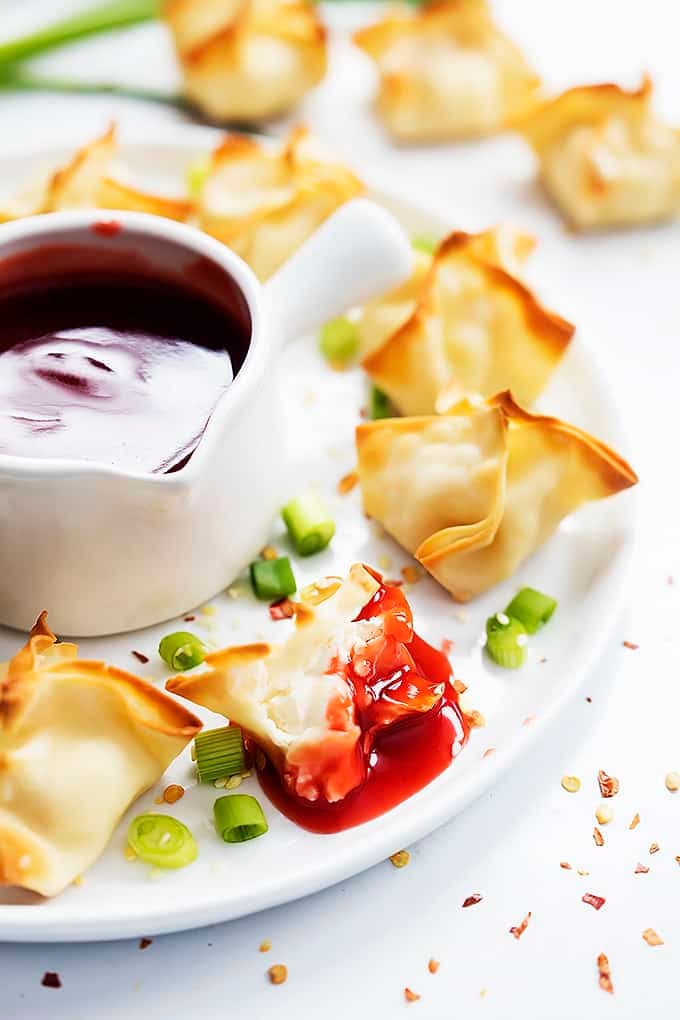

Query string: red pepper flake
[453,678,468,695]
[597,953,613,994]
[131,650,149,664]
[560,861,572,870]
[462,893,483,908]
[622,640,639,650]
[593,827,605,847]
[509,911,531,940]
[338,470,358,495]
[440,638,455,656]
[269,597,296,621]
[139,937,152,950]
[629,812,640,830]
[41,972,61,989]
[634,863,649,874]
[482,747,496,759]
[91,219,121,237]
[404,988,421,1003]
[522,715,536,727]
[184,615,196,622]
[427,958,440,974]
[583,893,606,911]
[649,842,660,855]
[597,769,619,798]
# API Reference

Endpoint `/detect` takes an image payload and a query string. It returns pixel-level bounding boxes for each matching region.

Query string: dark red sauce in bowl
[0,234,251,473]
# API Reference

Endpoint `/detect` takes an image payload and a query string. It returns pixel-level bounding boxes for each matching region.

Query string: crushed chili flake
[131,650,149,664]
[390,850,410,868]
[466,710,485,728]
[401,565,422,585]
[268,964,288,985]
[259,940,272,953]
[583,893,606,911]
[597,770,619,798]
[269,597,296,621]
[427,959,440,974]
[462,893,483,908]
[338,470,358,495]
[622,640,639,650]
[522,716,536,727]
[597,953,613,994]
[404,988,421,1003]
[593,827,605,847]
[482,747,496,759]
[162,784,184,804]
[453,678,468,695]
[642,928,664,947]
[676,856,680,866]
[139,938,152,950]
[629,813,640,830]
[440,638,455,656]
[649,842,660,855]
[41,972,61,989]
[634,863,650,874]
[560,861,572,870]
[509,912,531,940]
[184,615,196,622]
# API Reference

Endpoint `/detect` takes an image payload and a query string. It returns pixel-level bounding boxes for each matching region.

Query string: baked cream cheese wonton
[354,0,540,142]
[361,227,574,415]
[167,564,450,804]
[0,123,192,224]
[356,392,638,601]
[197,126,364,280]
[0,614,201,897]
[520,76,680,230]
[163,0,327,122]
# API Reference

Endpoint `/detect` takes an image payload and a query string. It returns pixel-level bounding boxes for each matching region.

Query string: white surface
[0,0,678,1017]
[0,131,636,938]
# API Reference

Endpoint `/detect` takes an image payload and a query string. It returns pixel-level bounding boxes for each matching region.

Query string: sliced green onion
[369,385,393,420]
[411,235,438,255]
[250,556,297,600]
[282,494,336,556]
[194,726,245,782]
[485,613,528,669]
[319,317,359,367]
[214,794,269,843]
[186,155,210,197]
[127,813,198,869]
[159,631,206,671]
[504,588,557,634]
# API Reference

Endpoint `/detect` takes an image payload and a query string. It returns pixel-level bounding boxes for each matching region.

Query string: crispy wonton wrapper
[0,123,192,224]
[519,76,680,229]
[361,227,574,414]
[356,392,638,600]
[198,125,364,279]
[354,0,541,142]
[0,613,201,897]
[164,0,327,122]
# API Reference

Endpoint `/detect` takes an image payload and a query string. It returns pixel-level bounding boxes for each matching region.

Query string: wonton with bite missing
[520,76,680,230]
[356,392,638,601]
[354,0,540,142]
[361,227,574,415]
[0,614,201,897]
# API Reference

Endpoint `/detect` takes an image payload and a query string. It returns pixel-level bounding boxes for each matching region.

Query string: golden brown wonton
[197,125,364,279]
[0,123,192,224]
[354,0,540,142]
[361,227,574,414]
[0,614,201,897]
[356,392,638,600]
[163,0,327,122]
[520,76,680,229]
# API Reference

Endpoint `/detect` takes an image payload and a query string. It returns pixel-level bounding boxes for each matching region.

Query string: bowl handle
[264,198,413,347]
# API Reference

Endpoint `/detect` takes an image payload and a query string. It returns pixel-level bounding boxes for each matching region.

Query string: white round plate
[0,126,637,941]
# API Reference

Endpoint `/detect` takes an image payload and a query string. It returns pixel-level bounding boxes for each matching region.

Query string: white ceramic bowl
[0,201,412,635]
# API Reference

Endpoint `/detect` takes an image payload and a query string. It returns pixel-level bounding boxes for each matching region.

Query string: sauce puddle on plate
[0,230,251,473]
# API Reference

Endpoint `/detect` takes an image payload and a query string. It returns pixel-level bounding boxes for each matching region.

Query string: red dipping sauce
[0,235,250,473]
[259,578,469,833]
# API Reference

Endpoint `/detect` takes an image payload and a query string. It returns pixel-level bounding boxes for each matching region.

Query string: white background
[1,1,679,1017]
